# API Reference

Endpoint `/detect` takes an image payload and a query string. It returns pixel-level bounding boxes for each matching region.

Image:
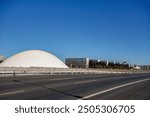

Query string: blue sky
[0,0,150,65]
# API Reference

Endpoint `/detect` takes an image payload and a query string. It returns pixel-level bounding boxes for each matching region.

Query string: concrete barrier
[0,67,149,76]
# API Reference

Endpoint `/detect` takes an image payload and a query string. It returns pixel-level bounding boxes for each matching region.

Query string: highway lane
[88,79,150,100]
[0,73,150,100]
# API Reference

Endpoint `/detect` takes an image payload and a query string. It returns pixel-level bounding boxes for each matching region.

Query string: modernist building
[140,65,150,70]
[65,58,130,69]
[108,61,130,69]
[65,58,89,68]
[89,59,108,68]
[0,50,68,68]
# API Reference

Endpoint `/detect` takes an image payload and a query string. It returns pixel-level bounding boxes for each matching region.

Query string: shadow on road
[12,79,83,99]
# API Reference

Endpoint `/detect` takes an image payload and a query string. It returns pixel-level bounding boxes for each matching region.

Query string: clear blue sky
[0,0,150,65]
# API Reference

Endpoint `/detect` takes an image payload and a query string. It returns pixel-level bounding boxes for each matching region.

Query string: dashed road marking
[74,80,99,84]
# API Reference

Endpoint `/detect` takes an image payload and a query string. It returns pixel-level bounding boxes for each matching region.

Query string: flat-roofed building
[97,60,108,68]
[65,58,89,68]
[65,58,130,69]
[141,65,150,70]
[107,61,115,68]
[89,59,99,68]
[89,59,108,68]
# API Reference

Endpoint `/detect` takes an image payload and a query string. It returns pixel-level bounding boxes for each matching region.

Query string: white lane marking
[49,78,72,81]
[74,75,141,85]
[74,80,99,84]
[0,90,25,96]
[82,78,150,99]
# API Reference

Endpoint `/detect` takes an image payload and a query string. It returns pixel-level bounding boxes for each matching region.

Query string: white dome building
[0,55,6,63]
[0,50,68,68]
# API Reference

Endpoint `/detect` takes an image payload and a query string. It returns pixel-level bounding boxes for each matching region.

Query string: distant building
[114,61,130,69]
[65,58,130,69]
[65,58,89,68]
[89,59,99,68]
[132,65,141,70]
[89,59,108,68]
[139,65,150,70]
[65,58,109,69]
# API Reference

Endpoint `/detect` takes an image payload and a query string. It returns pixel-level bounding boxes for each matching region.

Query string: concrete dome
[0,50,68,68]
[0,55,6,61]
[0,55,6,63]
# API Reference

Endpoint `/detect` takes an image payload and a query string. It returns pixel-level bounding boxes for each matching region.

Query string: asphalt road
[0,73,150,100]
